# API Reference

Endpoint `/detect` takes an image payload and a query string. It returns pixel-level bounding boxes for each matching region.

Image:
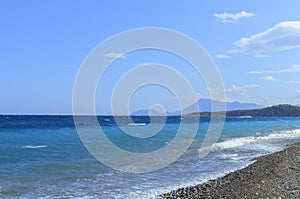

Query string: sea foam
[199,129,300,153]
[21,145,48,149]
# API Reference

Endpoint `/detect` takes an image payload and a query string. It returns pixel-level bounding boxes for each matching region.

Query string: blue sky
[1,0,300,114]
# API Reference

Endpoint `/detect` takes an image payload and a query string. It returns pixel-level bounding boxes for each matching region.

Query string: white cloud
[206,85,259,101]
[263,76,276,81]
[286,81,297,84]
[278,64,300,72]
[296,90,300,98]
[248,70,274,74]
[263,97,284,106]
[248,64,300,74]
[216,54,230,59]
[226,84,259,92]
[227,85,240,92]
[253,54,272,58]
[205,88,230,102]
[214,11,255,23]
[235,21,300,53]
[224,84,260,104]
[103,53,126,59]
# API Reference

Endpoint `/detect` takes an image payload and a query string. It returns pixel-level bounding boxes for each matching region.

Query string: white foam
[221,153,238,158]
[22,145,48,149]
[127,123,147,126]
[236,116,252,119]
[123,164,253,199]
[199,128,300,153]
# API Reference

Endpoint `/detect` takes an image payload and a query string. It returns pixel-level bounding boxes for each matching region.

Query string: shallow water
[0,116,300,198]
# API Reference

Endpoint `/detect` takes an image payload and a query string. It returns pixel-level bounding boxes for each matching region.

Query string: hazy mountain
[131,109,168,116]
[181,98,264,114]
[131,99,264,116]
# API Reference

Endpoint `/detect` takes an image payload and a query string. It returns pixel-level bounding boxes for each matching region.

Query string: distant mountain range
[131,109,166,116]
[131,98,264,116]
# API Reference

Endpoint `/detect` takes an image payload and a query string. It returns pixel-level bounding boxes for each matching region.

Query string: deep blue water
[0,116,300,198]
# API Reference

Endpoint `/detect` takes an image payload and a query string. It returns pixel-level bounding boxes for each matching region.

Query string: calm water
[0,115,300,198]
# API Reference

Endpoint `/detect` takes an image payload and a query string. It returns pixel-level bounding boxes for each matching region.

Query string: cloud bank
[235,21,300,53]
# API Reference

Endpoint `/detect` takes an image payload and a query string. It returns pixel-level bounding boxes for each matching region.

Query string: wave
[123,164,251,199]
[21,145,48,149]
[199,128,300,153]
[127,123,147,126]
[236,116,252,119]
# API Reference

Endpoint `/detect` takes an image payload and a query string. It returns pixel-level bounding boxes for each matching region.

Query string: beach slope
[161,142,300,198]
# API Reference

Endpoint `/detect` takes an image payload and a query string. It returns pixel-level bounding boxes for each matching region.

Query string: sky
[1,0,300,114]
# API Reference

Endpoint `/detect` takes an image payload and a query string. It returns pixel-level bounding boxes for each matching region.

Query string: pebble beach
[161,142,300,198]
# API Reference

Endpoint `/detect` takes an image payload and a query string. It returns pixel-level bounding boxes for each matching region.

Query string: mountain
[192,104,300,117]
[131,99,264,116]
[180,98,264,114]
[131,109,168,116]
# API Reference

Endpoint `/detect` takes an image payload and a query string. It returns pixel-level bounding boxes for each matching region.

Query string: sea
[0,115,300,198]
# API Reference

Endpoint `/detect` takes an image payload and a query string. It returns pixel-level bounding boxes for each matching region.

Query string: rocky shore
[161,142,300,198]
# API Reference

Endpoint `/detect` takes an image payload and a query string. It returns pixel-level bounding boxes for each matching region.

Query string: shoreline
[160,141,300,198]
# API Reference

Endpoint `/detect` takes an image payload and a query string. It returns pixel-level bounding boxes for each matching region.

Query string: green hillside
[189,104,300,117]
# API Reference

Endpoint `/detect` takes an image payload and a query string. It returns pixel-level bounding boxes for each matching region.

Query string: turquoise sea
[0,115,300,198]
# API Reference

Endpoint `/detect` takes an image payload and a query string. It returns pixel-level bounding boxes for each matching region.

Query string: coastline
[161,141,300,198]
